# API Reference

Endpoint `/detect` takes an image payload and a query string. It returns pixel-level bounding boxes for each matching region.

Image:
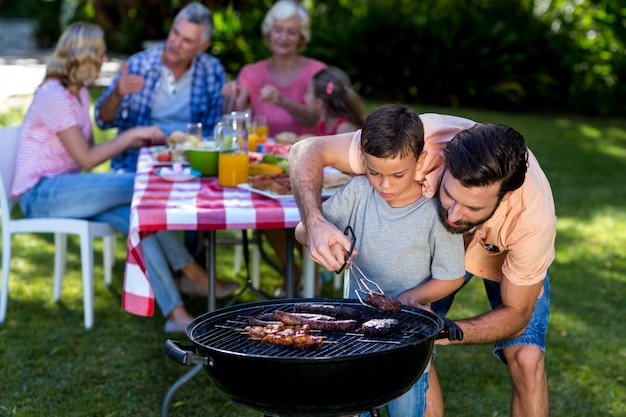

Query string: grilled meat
[365,292,402,312]
[273,310,359,332]
[361,318,400,336]
[291,303,361,320]
[247,315,283,327]
[244,323,323,348]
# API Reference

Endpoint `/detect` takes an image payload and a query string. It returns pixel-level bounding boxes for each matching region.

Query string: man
[94,3,238,320]
[289,115,555,417]
[95,2,225,172]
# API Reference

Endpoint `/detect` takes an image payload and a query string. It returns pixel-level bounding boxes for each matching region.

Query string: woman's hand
[127,125,166,148]
[259,84,282,105]
[221,80,239,99]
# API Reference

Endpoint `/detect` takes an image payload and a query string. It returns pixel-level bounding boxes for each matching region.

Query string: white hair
[261,0,311,51]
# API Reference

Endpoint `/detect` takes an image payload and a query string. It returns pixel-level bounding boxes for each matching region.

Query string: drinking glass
[186,122,203,144]
[254,115,268,143]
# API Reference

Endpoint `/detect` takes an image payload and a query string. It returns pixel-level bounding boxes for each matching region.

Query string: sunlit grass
[1,97,625,416]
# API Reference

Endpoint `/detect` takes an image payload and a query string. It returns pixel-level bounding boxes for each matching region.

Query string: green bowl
[185,147,219,177]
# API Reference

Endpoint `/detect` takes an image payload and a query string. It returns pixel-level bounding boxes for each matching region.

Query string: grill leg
[161,364,203,417]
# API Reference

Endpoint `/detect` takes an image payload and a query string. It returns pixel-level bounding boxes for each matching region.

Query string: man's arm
[96,62,145,124]
[289,132,356,271]
[437,278,544,345]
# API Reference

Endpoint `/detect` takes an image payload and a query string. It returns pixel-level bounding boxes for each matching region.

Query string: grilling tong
[335,226,388,307]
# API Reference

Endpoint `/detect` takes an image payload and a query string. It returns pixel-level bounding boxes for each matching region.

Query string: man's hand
[116,62,144,97]
[307,219,357,272]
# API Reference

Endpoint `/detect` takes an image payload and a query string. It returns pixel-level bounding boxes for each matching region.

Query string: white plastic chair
[0,126,117,329]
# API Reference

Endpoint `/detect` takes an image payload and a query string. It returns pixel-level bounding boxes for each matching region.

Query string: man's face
[163,18,209,68]
[437,169,502,234]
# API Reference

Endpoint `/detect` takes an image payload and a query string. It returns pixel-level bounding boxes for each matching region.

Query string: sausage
[246,315,283,327]
[365,292,402,312]
[272,310,359,332]
[291,303,361,320]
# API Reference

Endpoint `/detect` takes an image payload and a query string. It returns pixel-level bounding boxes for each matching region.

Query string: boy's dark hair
[443,123,528,199]
[361,104,424,159]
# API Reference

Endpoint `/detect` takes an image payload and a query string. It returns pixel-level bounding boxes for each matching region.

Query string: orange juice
[254,125,269,143]
[248,132,259,153]
[218,151,249,187]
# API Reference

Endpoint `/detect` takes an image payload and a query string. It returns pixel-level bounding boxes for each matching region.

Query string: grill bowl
[169,298,450,417]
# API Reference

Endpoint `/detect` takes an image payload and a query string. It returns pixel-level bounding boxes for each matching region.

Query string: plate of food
[240,171,353,201]
[155,167,201,182]
[149,145,190,166]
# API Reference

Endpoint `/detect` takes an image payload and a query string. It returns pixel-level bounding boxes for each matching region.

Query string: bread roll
[275,131,298,144]
[168,130,188,143]
[323,173,353,189]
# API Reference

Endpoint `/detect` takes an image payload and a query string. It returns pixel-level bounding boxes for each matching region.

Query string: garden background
[0,1,624,416]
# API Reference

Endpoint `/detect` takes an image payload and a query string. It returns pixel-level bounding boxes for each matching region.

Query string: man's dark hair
[443,123,528,198]
[361,104,424,159]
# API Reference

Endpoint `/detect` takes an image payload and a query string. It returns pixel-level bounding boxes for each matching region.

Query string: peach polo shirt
[347,113,556,286]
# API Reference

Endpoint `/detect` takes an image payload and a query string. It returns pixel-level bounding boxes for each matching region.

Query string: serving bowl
[185,146,219,177]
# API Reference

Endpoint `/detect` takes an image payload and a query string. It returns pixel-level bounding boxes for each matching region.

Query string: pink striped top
[11,79,92,197]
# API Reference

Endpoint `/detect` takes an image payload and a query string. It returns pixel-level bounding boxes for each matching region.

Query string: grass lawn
[1,95,625,416]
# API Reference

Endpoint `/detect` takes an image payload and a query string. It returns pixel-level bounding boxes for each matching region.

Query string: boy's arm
[397,276,464,307]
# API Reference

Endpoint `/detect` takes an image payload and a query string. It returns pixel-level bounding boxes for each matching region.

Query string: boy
[295,104,465,417]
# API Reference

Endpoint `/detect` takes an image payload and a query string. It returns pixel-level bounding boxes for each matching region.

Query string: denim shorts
[432,270,550,364]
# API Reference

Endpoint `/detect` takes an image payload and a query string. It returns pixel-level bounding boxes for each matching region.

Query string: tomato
[156,152,173,162]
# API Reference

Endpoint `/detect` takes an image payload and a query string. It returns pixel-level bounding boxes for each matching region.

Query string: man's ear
[198,40,211,54]
[416,150,427,171]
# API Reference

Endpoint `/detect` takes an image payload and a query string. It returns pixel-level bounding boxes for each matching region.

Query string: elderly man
[95,2,225,172]
[94,3,237,326]
[288,115,555,417]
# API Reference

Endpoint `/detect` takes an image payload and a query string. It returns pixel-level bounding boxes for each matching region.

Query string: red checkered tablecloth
[122,148,302,316]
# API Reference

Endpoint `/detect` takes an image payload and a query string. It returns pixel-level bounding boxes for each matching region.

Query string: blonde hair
[45,22,104,86]
[261,0,311,52]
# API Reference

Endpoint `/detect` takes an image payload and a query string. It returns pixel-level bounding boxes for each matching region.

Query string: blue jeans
[432,271,550,363]
[360,369,429,417]
[19,173,135,235]
[19,173,194,318]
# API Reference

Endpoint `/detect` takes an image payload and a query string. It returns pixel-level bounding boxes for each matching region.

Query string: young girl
[306,66,367,135]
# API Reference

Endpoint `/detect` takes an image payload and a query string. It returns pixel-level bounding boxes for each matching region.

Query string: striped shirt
[11,79,90,197]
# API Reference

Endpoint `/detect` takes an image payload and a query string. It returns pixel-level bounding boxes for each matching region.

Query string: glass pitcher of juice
[216,113,249,187]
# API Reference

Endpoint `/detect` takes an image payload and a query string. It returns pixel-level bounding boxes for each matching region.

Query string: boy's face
[363,153,422,208]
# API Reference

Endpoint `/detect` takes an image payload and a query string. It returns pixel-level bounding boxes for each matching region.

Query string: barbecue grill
[165,297,462,417]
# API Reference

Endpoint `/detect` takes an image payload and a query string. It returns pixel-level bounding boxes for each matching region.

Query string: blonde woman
[12,22,237,333]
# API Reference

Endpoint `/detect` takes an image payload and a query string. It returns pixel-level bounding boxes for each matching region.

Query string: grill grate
[189,300,440,359]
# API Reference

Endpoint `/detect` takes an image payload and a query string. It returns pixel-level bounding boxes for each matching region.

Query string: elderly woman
[11,22,237,333]
[222,0,327,294]
[222,0,326,136]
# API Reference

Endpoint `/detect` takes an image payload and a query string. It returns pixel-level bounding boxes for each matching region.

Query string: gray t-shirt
[322,175,465,296]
